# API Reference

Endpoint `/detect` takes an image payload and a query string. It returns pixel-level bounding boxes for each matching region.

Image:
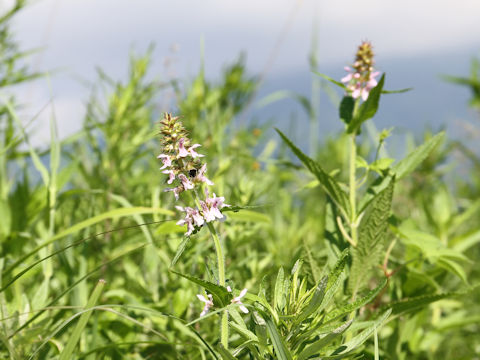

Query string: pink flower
[200,190,229,222]
[341,67,381,101]
[341,66,353,83]
[176,216,194,236]
[188,144,204,158]
[197,293,214,317]
[162,169,176,184]
[200,201,217,222]
[178,174,194,190]
[165,186,183,201]
[227,286,248,314]
[177,206,205,227]
[176,206,205,235]
[195,164,214,185]
[157,154,172,169]
[178,138,189,157]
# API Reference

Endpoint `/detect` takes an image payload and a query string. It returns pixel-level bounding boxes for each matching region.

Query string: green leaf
[350,176,395,293]
[170,236,192,267]
[383,292,459,315]
[325,309,391,358]
[170,270,231,307]
[313,71,346,89]
[59,279,106,360]
[381,87,413,94]
[347,74,385,134]
[453,228,480,253]
[217,344,238,359]
[437,257,468,284]
[296,276,328,323]
[298,319,353,360]
[227,210,271,224]
[0,199,11,237]
[273,267,285,310]
[264,316,293,360]
[324,277,387,324]
[392,131,445,180]
[276,128,350,218]
[370,158,395,173]
[3,206,173,277]
[339,96,355,124]
[321,249,349,311]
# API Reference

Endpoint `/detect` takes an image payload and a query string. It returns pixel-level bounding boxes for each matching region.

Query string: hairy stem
[349,134,358,247]
[193,189,228,348]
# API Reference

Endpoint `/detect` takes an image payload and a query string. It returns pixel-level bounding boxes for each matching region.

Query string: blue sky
[4,0,480,145]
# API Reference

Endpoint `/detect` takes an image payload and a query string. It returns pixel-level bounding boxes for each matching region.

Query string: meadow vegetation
[1,2,479,359]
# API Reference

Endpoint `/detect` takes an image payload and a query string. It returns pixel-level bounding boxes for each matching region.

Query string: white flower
[227,286,249,314]
[197,293,214,317]
[188,143,204,158]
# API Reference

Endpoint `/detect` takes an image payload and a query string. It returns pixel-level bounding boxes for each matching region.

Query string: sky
[3,0,480,145]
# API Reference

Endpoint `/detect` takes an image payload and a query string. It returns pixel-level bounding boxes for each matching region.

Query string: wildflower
[200,192,228,223]
[176,206,205,228]
[341,41,380,101]
[178,174,195,190]
[165,186,183,201]
[197,293,214,317]
[162,169,176,184]
[158,112,229,231]
[178,138,189,157]
[194,164,214,185]
[157,154,172,169]
[227,286,248,314]
[188,143,204,158]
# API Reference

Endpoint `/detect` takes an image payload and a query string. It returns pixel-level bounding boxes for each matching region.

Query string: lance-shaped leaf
[349,177,395,293]
[313,71,346,89]
[321,249,350,311]
[325,309,391,358]
[296,276,328,324]
[276,129,350,218]
[298,319,353,360]
[392,131,445,179]
[382,291,462,315]
[170,270,231,307]
[217,344,238,360]
[347,74,385,134]
[339,96,355,125]
[324,277,387,324]
[264,316,293,360]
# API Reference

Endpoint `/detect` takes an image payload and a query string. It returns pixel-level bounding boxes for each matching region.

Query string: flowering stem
[349,134,358,247]
[192,189,229,348]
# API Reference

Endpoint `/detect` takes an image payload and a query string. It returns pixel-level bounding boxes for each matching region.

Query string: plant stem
[193,189,228,348]
[349,134,358,247]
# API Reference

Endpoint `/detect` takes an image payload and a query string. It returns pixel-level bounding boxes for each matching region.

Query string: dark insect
[189,169,197,178]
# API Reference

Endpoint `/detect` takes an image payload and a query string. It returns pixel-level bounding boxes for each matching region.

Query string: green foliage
[0,4,478,359]
[347,74,385,134]
[350,176,395,293]
[275,128,350,218]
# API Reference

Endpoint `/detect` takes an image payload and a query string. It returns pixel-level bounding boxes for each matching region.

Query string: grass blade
[59,279,106,360]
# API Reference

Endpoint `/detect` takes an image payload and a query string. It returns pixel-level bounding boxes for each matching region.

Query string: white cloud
[8,0,480,144]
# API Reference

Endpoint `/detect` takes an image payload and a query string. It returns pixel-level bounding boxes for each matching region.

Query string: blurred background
[7,0,480,146]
